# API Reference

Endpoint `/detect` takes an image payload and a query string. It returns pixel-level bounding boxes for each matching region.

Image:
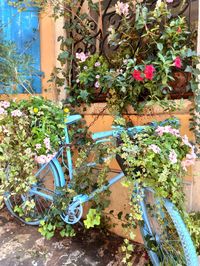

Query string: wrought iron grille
[70,0,198,101]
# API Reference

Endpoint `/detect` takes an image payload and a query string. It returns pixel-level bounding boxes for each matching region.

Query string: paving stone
[0,208,148,266]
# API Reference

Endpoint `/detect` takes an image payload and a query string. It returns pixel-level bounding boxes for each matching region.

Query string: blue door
[0,0,41,93]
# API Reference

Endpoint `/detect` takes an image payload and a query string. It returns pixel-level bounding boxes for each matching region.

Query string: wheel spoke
[140,189,190,266]
[5,162,59,224]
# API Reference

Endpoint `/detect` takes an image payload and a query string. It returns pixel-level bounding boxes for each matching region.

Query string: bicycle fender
[52,158,66,187]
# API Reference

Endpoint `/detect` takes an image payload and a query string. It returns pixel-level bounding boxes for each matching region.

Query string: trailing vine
[1,0,200,263]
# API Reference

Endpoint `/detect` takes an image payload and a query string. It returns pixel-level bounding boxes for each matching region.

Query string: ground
[0,208,148,266]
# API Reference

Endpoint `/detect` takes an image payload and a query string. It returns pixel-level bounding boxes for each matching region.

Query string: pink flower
[166,0,174,2]
[115,1,129,17]
[149,144,161,154]
[144,65,155,80]
[95,62,101,67]
[174,57,182,68]
[132,70,143,81]
[155,126,180,137]
[95,81,100,88]
[76,52,88,62]
[169,150,177,164]
[44,137,51,150]
[11,109,23,117]
[182,148,196,171]
[182,135,192,148]
[47,153,56,162]
[0,101,10,109]
[96,75,100,79]
[35,144,42,150]
[35,155,47,164]
[0,107,6,115]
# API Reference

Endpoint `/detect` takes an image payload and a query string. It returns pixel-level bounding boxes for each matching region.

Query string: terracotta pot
[169,71,193,99]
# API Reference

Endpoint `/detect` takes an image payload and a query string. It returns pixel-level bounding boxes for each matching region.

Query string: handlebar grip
[92,130,114,140]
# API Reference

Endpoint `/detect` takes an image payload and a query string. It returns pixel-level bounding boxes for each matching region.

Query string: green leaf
[157,43,163,51]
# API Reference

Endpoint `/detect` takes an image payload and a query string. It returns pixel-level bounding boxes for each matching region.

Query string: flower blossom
[174,57,182,68]
[76,52,88,62]
[96,75,100,79]
[95,81,100,88]
[144,65,155,80]
[166,0,174,3]
[181,147,197,171]
[35,153,57,164]
[95,61,101,67]
[177,27,182,33]
[2,126,9,134]
[149,144,161,154]
[0,107,6,115]
[0,101,10,109]
[182,135,192,148]
[115,1,129,17]
[35,144,42,150]
[155,125,180,137]
[169,150,177,164]
[35,155,47,164]
[11,109,23,117]
[44,137,51,150]
[132,70,143,81]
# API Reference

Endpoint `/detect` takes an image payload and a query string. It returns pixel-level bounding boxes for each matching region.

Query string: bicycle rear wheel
[4,160,61,225]
[140,188,198,266]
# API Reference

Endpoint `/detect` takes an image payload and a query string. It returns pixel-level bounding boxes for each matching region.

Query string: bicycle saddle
[65,115,82,125]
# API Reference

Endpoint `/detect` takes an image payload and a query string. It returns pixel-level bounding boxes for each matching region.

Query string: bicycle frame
[31,115,180,205]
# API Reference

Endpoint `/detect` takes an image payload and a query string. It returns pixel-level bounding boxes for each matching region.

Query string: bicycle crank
[61,200,83,224]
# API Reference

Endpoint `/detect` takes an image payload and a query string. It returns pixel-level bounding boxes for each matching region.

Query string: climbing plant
[3,0,200,263]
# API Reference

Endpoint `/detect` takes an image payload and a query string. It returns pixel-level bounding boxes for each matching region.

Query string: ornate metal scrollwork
[72,0,192,58]
[70,0,196,99]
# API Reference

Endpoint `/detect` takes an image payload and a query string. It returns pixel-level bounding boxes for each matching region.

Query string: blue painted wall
[0,0,41,93]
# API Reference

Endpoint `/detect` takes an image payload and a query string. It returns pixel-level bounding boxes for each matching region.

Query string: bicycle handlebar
[92,118,180,141]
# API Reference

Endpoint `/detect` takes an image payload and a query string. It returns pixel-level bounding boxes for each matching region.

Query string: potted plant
[68,0,198,114]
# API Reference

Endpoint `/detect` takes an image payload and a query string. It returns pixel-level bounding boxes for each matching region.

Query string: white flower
[115,1,129,17]
[95,81,100,88]
[169,150,177,164]
[156,0,162,7]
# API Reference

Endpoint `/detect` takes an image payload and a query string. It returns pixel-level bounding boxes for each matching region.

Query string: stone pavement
[0,208,148,266]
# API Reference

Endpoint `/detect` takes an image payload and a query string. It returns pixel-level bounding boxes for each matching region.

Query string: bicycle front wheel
[140,188,198,266]
[4,160,61,225]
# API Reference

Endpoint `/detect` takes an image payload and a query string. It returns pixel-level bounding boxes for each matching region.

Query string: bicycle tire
[139,188,198,266]
[4,160,61,225]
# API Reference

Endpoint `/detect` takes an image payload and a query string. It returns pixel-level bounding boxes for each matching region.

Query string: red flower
[174,57,182,68]
[177,27,182,33]
[144,65,155,80]
[132,70,143,81]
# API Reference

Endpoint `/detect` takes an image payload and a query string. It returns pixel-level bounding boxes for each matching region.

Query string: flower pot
[169,71,193,99]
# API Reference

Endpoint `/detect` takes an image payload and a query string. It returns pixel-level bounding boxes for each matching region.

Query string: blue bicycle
[4,115,198,266]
